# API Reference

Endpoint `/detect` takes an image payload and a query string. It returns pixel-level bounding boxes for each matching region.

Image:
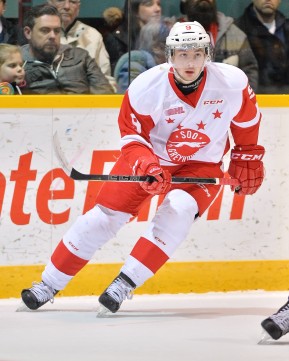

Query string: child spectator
[0,43,25,94]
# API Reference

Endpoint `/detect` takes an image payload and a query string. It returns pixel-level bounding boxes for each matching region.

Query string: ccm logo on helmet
[231,153,264,161]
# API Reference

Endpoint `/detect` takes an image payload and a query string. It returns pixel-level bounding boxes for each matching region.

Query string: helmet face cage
[165,22,212,64]
[165,43,212,64]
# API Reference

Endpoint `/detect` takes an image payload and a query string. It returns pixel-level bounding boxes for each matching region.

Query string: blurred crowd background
[5,0,289,20]
[1,0,289,94]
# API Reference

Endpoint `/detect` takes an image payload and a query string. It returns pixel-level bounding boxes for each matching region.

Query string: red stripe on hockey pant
[51,240,89,276]
[130,237,169,273]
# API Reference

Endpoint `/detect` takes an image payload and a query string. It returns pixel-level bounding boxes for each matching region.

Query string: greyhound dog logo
[166,128,210,163]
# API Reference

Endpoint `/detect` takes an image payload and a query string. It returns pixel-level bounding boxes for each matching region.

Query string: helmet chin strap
[174,70,204,95]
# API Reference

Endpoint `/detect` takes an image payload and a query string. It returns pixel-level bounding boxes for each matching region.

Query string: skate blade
[16,301,33,312]
[96,304,111,318]
[258,330,275,345]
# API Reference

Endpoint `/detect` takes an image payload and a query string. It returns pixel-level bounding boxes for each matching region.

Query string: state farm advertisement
[0,107,288,266]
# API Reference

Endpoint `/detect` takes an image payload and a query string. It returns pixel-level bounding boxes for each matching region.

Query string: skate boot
[98,272,136,314]
[261,297,289,340]
[21,281,58,310]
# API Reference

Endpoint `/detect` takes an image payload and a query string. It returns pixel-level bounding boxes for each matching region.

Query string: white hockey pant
[121,189,198,287]
[42,205,131,290]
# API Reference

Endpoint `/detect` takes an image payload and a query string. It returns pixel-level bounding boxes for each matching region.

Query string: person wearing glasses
[47,0,116,91]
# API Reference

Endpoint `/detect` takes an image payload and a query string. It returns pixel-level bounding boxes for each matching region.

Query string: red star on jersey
[166,117,175,124]
[196,120,206,130]
[213,109,222,119]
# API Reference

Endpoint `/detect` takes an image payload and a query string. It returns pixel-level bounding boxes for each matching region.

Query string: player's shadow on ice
[20,307,289,344]
[31,306,280,319]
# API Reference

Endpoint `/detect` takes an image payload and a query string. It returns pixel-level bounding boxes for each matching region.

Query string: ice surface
[1,291,289,361]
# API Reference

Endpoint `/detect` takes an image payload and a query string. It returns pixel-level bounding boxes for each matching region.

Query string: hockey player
[21,22,265,314]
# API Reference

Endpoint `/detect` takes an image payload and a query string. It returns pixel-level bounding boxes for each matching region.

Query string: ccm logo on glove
[231,151,264,161]
[228,145,265,196]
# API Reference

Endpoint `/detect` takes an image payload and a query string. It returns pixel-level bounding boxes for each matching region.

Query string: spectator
[0,43,25,94]
[47,0,116,91]
[0,0,18,44]
[103,0,162,73]
[114,21,170,93]
[21,4,113,94]
[180,0,258,92]
[235,0,289,94]
[103,6,123,32]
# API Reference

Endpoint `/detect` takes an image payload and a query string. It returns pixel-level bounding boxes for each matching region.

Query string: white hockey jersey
[118,62,261,167]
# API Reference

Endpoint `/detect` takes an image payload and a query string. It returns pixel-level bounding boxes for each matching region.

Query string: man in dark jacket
[21,4,113,94]
[180,0,259,92]
[0,0,18,44]
[235,0,289,94]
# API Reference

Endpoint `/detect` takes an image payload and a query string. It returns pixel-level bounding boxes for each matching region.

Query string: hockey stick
[53,132,239,186]
[70,167,239,185]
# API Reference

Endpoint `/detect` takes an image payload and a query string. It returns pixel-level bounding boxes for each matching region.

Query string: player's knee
[164,189,198,219]
[82,204,130,237]
[153,189,198,241]
[142,190,198,254]
[96,204,131,235]
[64,205,130,249]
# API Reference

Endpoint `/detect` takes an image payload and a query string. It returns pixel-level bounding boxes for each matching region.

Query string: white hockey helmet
[166,21,211,62]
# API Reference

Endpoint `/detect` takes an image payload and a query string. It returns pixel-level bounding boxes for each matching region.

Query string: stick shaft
[70,168,239,186]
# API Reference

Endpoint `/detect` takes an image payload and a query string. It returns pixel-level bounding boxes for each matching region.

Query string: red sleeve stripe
[232,85,260,127]
[130,237,169,274]
[51,240,89,276]
[232,111,261,128]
